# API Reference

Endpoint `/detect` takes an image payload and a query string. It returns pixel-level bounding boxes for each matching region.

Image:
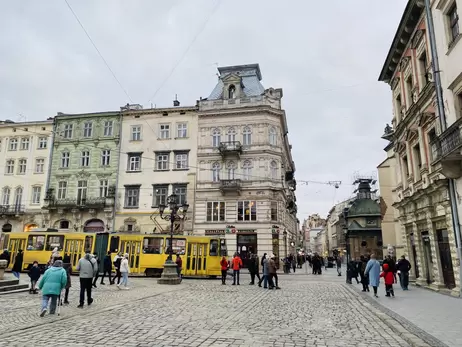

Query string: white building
[0,119,53,235]
[193,64,298,266]
[114,105,198,234]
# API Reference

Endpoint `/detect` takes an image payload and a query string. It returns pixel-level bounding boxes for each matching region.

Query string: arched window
[14,187,23,207]
[242,160,252,181]
[228,85,236,99]
[270,160,278,180]
[269,127,277,146]
[227,161,236,180]
[242,126,252,146]
[227,127,236,143]
[1,187,10,205]
[212,162,220,182]
[212,128,221,147]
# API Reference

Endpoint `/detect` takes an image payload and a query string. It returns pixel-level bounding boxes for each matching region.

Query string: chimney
[173,94,180,107]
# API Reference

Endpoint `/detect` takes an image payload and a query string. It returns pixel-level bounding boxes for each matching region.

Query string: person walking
[258,253,268,288]
[268,254,280,289]
[291,256,296,273]
[176,254,183,280]
[118,253,130,289]
[380,263,395,297]
[248,253,261,285]
[92,253,101,288]
[12,249,23,279]
[231,253,243,285]
[365,254,381,298]
[76,251,97,308]
[62,260,72,305]
[112,252,122,285]
[336,256,342,277]
[100,251,113,285]
[0,249,10,267]
[28,261,41,294]
[220,256,228,285]
[396,255,411,290]
[38,259,67,317]
[359,255,370,292]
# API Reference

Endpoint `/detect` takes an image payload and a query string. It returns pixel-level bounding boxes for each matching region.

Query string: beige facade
[379,0,461,295]
[193,64,298,261]
[0,120,53,236]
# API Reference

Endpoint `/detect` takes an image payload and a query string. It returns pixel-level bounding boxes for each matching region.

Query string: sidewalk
[351,279,462,347]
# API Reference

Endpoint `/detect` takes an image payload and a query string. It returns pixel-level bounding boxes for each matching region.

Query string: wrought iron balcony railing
[218,141,243,156]
[220,179,242,191]
[46,197,106,209]
[0,205,25,215]
[432,118,462,161]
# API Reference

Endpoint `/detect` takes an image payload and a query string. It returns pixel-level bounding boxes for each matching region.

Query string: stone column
[0,259,7,280]
[417,127,427,167]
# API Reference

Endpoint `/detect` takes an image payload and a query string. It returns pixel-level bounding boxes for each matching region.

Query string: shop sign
[226,225,236,234]
[271,225,280,234]
[238,229,256,233]
[205,229,225,235]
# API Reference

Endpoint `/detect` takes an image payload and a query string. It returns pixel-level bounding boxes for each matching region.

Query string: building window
[159,124,170,139]
[18,159,27,175]
[57,181,67,199]
[173,184,187,205]
[38,137,48,149]
[32,186,42,205]
[269,127,277,145]
[227,161,236,179]
[212,128,221,147]
[405,76,413,107]
[242,160,252,180]
[99,180,109,198]
[131,125,142,141]
[175,152,188,169]
[35,158,45,174]
[237,201,257,221]
[271,201,278,221]
[101,150,111,166]
[212,162,220,182]
[413,144,422,180]
[177,123,187,138]
[127,153,141,172]
[153,185,168,207]
[242,126,252,146]
[77,180,88,204]
[125,186,140,208]
[156,152,169,171]
[103,121,113,136]
[457,91,462,119]
[227,127,236,142]
[394,94,403,122]
[206,201,225,222]
[418,52,428,87]
[228,85,236,99]
[1,187,10,205]
[448,3,460,43]
[270,160,278,180]
[402,155,409,177]
[61,152,70,168]
[83,122,93,138]
[59,220,70,229]
[20,138,30,150]
[5,160,14,174]
[14,187,23,206]
[63,124,73,139]
[81,151,90,167]
[9,138,18,151]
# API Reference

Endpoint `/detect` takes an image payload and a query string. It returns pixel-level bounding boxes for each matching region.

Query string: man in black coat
[100,251,113,285]
[12,249,23,279]
[396,255,411,290]
[248,253,261,285]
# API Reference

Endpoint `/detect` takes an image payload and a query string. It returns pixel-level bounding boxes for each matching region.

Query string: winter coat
[365,259,381,287]
[38,266,67,296]
[0,250,10,267]
[383,257,396,273]
[28,266,41,281]
[76,254,97,278]
[380,264,395,285]
[103,255,112,271]
[268,258,277,274]
[397,259,411,273]
[231,256,242,271]
[248,255,258,273]
[120,258,130,273]
[63,263,72,289]
[12,252,23,272]
[113,255,122,269]
[220,257,228,271]
[262,258,269,276]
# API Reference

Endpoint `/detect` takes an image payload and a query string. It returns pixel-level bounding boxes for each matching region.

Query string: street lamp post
[343,207,351,284]
[283,230,288,258]
[157,193,189,285]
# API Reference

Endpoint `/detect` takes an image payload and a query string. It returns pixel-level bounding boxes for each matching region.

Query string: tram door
[64,239,84,268]
[8,238,26,269]
[185,243,207,276]
[120,240,141,274]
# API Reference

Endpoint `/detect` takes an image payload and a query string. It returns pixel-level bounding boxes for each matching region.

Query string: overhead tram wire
[64,0,133,103]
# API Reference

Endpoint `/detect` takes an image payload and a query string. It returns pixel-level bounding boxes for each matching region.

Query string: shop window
[27,235,45,251]
[143,237,163,254]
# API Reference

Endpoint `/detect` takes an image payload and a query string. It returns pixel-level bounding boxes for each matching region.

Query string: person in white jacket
[118,253,130,290]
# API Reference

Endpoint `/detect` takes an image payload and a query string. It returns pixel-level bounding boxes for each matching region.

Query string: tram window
[165,238,186,255]
[45,235,64,251]
[143,237,163,254]
[109,236,119,253]
[84,236,93,252]
[209,240,219,256]
[27,235,45,251]
[220,239,228,256]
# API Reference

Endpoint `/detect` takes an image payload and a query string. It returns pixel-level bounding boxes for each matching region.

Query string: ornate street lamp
[157,193,189,285]
[343,207,351,284]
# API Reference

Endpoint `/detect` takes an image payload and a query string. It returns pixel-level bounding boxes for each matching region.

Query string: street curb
[343,284,448,347]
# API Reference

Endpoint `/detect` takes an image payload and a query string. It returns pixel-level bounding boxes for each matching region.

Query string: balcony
[431,118,462,179]
[45,197,106,210]
[0,205,25,216]
[220,179,242,194]
[218,141,243,158]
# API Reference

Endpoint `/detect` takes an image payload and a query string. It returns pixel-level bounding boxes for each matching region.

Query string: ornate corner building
[379,0,462,295]
[193,64,298,266]
[42,111,121,233]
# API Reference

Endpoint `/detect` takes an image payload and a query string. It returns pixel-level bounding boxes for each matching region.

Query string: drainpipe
[112,112,123,233]
[424,0,462,295]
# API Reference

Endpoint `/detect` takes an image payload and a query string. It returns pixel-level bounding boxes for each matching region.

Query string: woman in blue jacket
[365,254,381,298]
[38,259,67,317]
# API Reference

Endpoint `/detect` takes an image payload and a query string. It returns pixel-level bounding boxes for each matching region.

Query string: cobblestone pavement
[0,269,443,347]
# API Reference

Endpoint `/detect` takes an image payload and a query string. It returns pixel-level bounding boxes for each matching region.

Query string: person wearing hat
[38,259,67,317]
[268,254,281,289]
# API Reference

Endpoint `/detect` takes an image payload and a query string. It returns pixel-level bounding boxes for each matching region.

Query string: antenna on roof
[173,94,180,107]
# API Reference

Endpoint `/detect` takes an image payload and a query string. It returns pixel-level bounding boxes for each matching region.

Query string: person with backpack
[76,251,97,308]
[112,252,122,285]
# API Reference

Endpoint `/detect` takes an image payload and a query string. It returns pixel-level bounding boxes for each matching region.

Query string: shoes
[374,295,379,298]
[88,298,93,306]
[64,301,69,305]
[100,282,105,285]
[258,284,262,287]
[40,309,47,317]
[92,285,97,289]
[77,305,84,308]
[275,286,281,290]
[232,283,235,285]
[117,284,121,290]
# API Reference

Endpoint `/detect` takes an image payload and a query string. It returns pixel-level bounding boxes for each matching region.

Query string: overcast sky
[1,0,406,220]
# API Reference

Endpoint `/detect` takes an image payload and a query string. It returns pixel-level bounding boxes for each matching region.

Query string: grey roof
[208,64,265,100]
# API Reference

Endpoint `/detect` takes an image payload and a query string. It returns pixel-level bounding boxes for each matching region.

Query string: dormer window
[228,85,236,99]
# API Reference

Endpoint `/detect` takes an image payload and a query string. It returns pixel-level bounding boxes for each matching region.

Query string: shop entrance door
[237,234,257,268]
[64,239,84,268]
[120,240,141,274]
[437,229,456,289]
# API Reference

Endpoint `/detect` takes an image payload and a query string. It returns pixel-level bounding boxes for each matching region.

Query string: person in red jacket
[380,263,395,297]
[220,256,228,285]
[231,253,243,285]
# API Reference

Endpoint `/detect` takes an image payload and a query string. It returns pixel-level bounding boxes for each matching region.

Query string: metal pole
[424,0,462,294]
[169,212,174,262]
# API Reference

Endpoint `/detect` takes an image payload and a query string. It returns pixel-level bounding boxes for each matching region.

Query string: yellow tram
[2,231,228,278]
